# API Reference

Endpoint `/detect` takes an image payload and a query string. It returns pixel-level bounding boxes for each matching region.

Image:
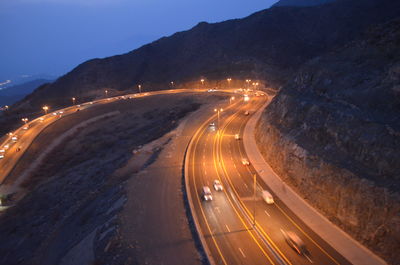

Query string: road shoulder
[243,99,387,265]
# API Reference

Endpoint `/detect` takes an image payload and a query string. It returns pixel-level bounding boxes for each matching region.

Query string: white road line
[305,254,314,263]
[264,210,270,217]
[238,248,246,258]
[215,207,221,214]
[225,224,231,232]
[243,183,249,189]
[233,164,237,169]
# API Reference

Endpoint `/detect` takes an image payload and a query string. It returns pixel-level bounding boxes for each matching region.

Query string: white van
[261,190,274,204]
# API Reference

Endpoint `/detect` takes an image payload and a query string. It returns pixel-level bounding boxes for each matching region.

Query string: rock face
[255,18,400,264]
[15,0,400,110]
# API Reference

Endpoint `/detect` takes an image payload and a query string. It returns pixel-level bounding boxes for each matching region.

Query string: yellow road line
[211,106,277,265]
[231,98,340,265]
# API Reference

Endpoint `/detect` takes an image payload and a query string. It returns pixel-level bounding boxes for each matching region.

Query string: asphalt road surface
[185,94,351,265]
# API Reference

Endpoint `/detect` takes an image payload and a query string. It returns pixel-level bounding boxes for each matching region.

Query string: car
[234,134,240,140]
[213,180,223,191]
[282,230,307,255]
[241,158,250,166]
[209,122,215,127]
[202,186,213,201]
[11,136,18,142]
[22,125,29,130]
[58,111,64,114]
[261,190,274,204]
[0,149,5,159]
[3,144,10,150]
[39,117,44,122]
[52,112,57,116]
[244,111,250,116]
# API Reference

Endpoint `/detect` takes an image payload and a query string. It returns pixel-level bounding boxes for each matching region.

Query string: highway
[0,89,208,186]
[185,93,351,265]
[0,88,353,265]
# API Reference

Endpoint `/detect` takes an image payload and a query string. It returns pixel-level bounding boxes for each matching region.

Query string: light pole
[227,78,232,88]
[105,90,108,97]
[214,108,223,132]
[170,81,174,88]
[42,106,49,114]
[138,84,142,93]
[200,79,205,87]
[72,97,76,105]
[21,118,28,124]
[246,79,251,88]
[5,105,9,111]
[253,173,257,226]
[230,96,235,104]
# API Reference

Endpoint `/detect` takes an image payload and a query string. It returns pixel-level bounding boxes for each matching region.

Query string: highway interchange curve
[0,89,350,264]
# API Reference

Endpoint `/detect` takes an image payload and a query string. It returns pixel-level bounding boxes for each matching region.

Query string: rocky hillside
[255,18,400,264]
[15,0,400,110]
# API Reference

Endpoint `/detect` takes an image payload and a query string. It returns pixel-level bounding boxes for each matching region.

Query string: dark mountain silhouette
[273,0,336,7]
[13,0,400,110]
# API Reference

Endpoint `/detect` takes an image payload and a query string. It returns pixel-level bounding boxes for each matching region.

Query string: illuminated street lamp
[42,106,49,114]
[227,78,232,88]
[214,108,223,132]
[105,90,108,97]
[200,79,205,86]
[230,96,235,104]
[5,105,9,111]
[21,118,28,124]
[138,84,142,93]
[72,97,76,105]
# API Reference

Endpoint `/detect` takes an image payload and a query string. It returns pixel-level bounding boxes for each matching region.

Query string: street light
[227,78,232,88]
[253,174,257,226]
[214,108,223,132]
[5,105,9,111]
[138,84,142,93]
[105,90,108,97]
[230,96,235,104]
[42,106,49,114]
[72,97,76,105]
[21,118,28,124]
[200,79,205,86]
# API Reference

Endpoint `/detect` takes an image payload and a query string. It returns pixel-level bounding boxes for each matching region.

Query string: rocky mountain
[273,0,336,7]
[15,0,400,111]
[255,18,400,264]
[0,79,52,106]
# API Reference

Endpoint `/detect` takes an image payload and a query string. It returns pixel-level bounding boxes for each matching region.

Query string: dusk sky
[0,0,278,83]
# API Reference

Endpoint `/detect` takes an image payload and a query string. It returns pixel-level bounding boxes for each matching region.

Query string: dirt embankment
[0,93,226,265]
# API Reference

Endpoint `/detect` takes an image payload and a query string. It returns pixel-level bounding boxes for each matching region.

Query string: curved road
[185,94,351,265]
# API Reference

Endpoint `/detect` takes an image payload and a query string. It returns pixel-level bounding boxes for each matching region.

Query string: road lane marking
[211,111,277,265]
[264,210,270,217]
[217,104,293,265]
[225,224,231,233]
[238,248,246,258]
